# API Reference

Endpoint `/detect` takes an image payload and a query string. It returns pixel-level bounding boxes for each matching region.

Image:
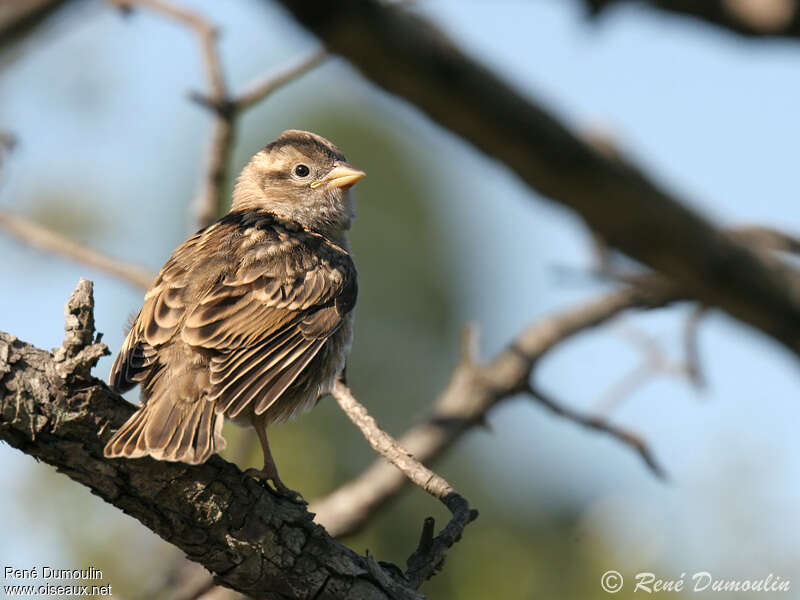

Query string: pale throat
[231,177,353,243]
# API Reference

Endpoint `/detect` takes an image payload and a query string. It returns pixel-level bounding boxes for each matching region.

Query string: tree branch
[0,131,16,173]
[683,304,708,388]
[330,381,477,588]
[527,385,665,479]
[271,0,800,360]
[312,282,681,538]
[730,225,800,255]
[110,0,229,229]
[0,0,70,45]
[585,0,800,39]
[232,49,327,113]
[111,0,327,230]
[0,211,153,289]
[0,279,454,600]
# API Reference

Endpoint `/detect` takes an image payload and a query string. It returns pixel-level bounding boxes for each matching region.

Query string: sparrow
[103,130,365,497]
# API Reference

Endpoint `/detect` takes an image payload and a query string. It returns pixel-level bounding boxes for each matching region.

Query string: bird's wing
[186,265,354,417]
[110,214,357,421]
[108,228,209,392]
[183,214,356,418]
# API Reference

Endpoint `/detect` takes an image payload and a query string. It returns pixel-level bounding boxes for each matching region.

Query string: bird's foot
[243,467,305,504]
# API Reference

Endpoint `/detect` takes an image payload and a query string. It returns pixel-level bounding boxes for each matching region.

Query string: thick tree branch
[0,0,70,46]
[312,282,681,538]
[0,280,452,600]
[730,225,800,255]
[271,0,800,360]
[585,0,800,39]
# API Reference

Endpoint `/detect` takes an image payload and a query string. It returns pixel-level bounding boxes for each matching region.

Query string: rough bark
[0,280,427,600]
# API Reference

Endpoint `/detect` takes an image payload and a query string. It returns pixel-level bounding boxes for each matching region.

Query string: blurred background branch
[0,211,154,289]
[0,130,15,171]
[312,283,680,538]
[273,0,800,359]
[110,0,326,229]
[109,0,232,229]
[2,0,800,598]
[0,0,70,44]
[584,0,800,38]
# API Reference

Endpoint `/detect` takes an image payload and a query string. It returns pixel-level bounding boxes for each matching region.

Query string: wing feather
[108,212,357,425]
[210,331,314,414]
[252,339,325,415]
[196,266,353,419]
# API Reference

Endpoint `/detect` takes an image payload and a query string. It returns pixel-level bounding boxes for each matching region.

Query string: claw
[243,467,305,503]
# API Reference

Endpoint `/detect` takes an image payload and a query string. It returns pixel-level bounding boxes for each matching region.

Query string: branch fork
[0,279,473,599]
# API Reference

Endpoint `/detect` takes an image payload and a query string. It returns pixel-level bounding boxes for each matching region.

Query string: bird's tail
[103,393,226,465]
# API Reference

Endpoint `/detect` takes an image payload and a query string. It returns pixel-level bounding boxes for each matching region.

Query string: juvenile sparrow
[104,130,365,496]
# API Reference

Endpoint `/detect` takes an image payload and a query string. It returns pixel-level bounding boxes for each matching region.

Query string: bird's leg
[243,414,303,502]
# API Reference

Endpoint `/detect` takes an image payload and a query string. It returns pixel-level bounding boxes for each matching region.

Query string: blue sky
[2,0,800,587]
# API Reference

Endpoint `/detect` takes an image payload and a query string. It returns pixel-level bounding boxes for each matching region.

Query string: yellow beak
[311,163,366,190]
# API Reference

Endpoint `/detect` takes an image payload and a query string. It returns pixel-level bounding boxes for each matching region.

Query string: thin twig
[0,281,423,599]
[187,47,327,227]
[593,361,660,415]
[233,49,328,111]
[109,0,229,229]
[526,385,665,479]
[0,211,153,289]
[312,285,681,538]
[110,0,327,230]
[684,304,708,388]
[330,380,477,588]
[0,131,17,180]
[595,318,705,414]
[197,117,234,228]
[0,131,16,153]
[111,0,224,100]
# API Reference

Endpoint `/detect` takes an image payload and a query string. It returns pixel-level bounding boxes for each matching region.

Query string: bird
[103,130,365,497]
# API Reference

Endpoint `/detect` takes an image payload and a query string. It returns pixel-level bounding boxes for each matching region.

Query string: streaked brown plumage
[103,130,365,496]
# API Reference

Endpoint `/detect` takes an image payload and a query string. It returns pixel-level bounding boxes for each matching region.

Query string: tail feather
[169,400,204,460]
[104,396,226,465]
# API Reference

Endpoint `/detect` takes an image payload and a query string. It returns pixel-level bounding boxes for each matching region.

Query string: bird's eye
[294,164,310,178]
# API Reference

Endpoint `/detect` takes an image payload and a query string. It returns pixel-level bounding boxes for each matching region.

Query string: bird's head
[232,130,365,236]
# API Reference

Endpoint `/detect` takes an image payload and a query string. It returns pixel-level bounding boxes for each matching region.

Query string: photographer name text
[3,566,111,597]
[635,572,790,594]
[4,567,103,581]
[601,570,790,594]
